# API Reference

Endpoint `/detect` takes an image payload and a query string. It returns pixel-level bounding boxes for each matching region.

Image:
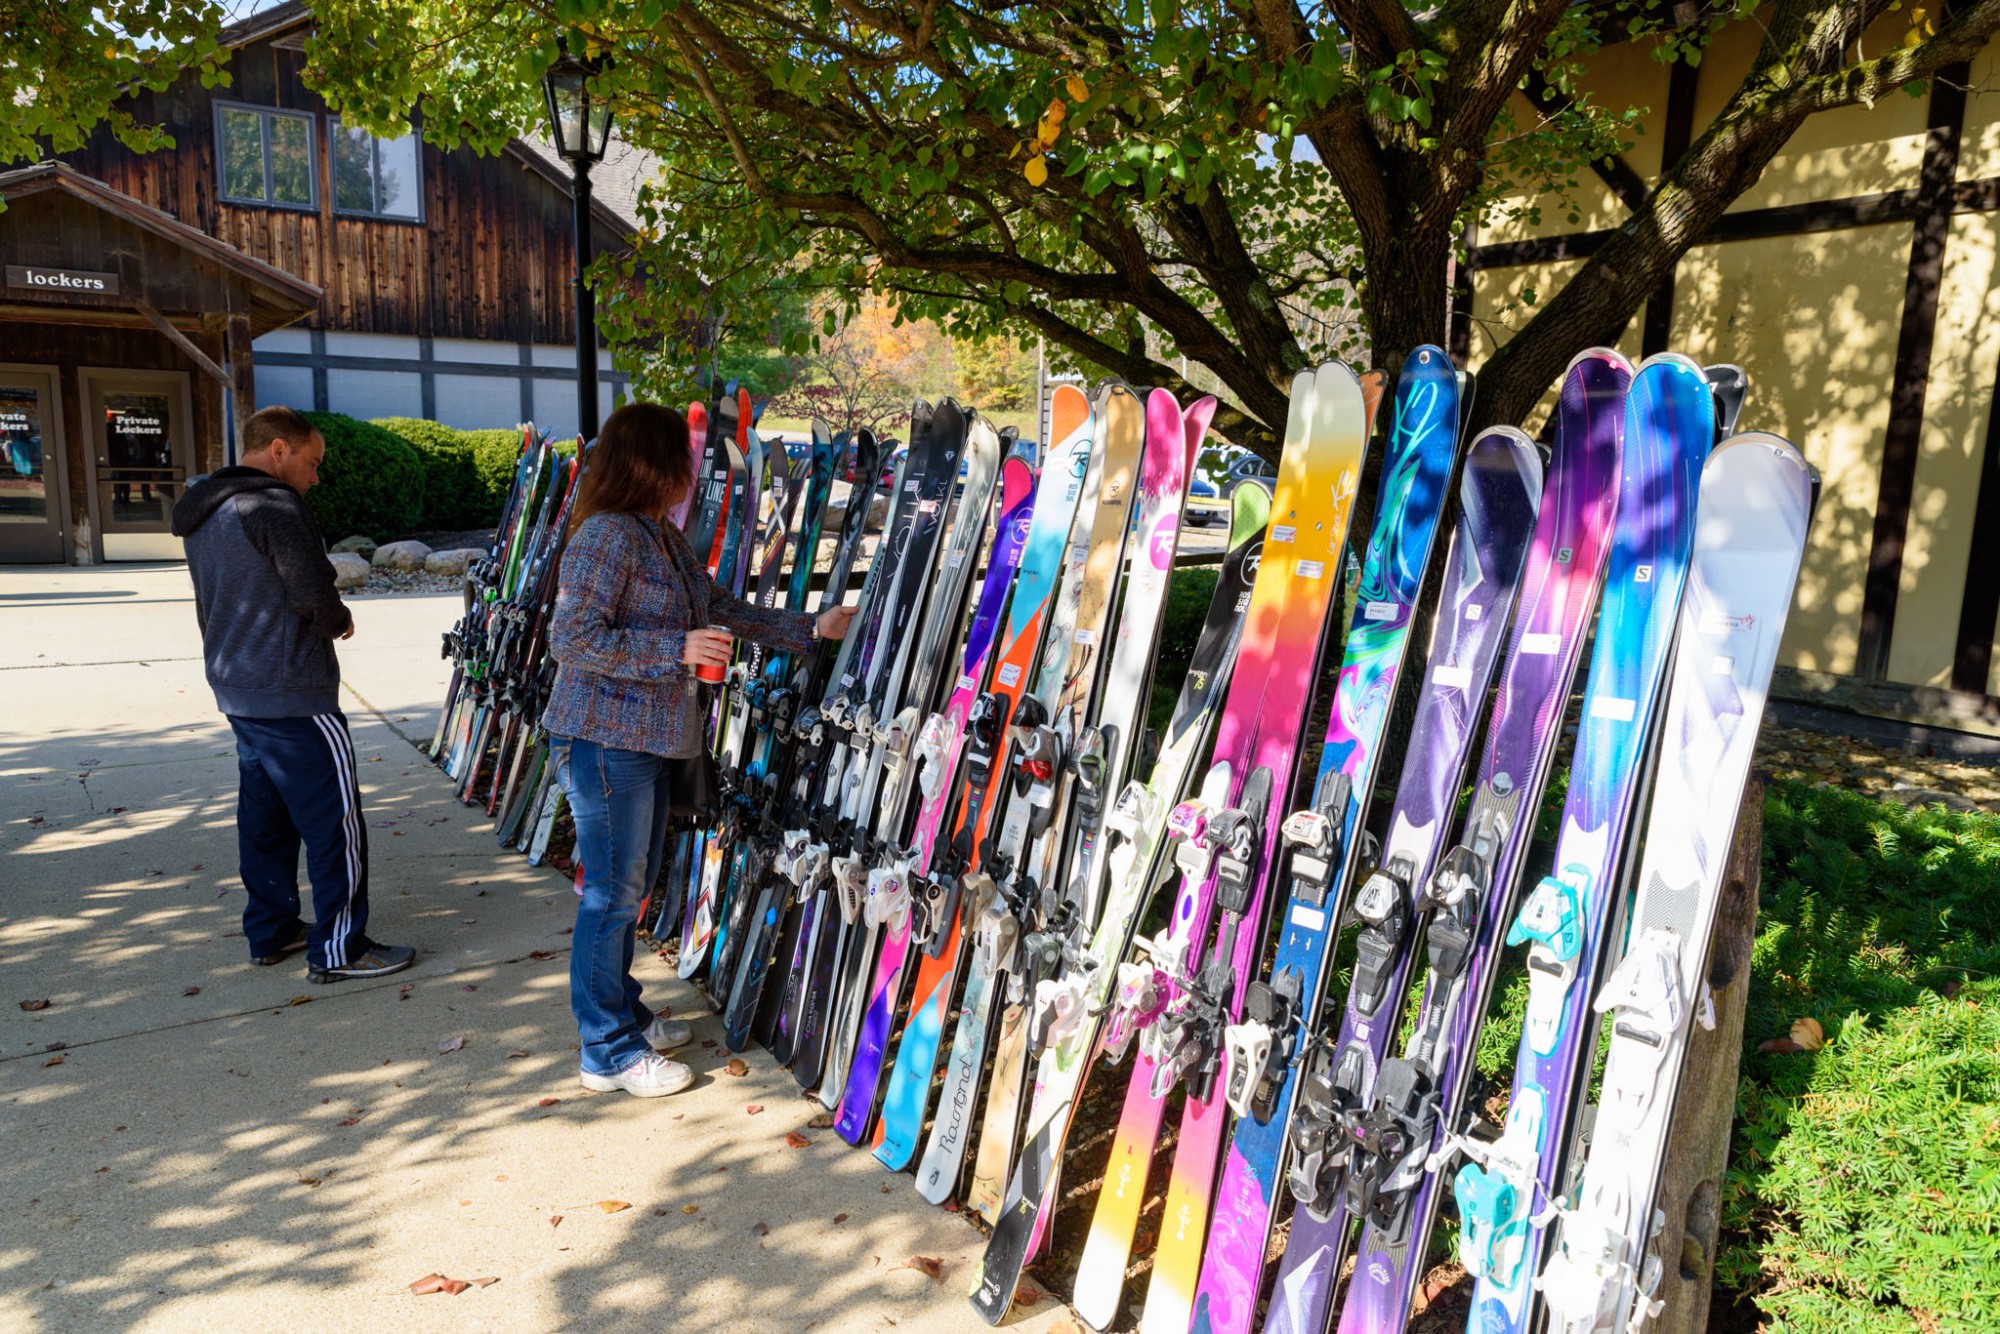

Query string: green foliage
[1144,566,1220,737]
[2,1,230,165]
[302,412,424,544]
[954,335,1035,412]
[1719,782,2000,1329]
[370,417,522,529]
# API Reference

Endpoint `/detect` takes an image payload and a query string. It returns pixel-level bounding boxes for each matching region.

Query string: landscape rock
[423,547,484,577]
[329,534,377,560]
[371,539,433,572]
[1880,785,1983,814]
[328,553,371,590]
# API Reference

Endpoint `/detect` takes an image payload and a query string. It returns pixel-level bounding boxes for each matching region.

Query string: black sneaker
[308,943,417,984]
[252,924,311,967]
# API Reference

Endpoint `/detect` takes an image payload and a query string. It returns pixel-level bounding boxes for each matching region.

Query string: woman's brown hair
[567,401,698,537]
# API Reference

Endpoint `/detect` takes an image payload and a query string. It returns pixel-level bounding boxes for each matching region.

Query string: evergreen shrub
[302,412,423,543]
[372,417,525,529]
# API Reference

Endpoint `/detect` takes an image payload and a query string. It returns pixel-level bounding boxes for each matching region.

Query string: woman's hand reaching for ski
[816,605,859,642]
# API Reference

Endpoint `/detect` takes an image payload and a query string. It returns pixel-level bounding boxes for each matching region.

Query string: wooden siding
[54,33,623,345]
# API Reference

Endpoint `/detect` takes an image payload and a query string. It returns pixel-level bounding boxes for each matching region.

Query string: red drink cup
[695,659,726,685]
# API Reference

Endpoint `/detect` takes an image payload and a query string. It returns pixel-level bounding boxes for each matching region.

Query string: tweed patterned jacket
[545,511,813,758]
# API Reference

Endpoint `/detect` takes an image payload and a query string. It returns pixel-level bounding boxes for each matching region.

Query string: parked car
[1185,474,1227,527]
[1218,450,1277,499]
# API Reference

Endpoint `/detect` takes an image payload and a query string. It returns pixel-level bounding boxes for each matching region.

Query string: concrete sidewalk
[0,565,1069,1333]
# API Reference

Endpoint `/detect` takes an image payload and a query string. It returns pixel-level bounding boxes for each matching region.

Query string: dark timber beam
[1856,64,1971,681]
[1641,58,1702,358]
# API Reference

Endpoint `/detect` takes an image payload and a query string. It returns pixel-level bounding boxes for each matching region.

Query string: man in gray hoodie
[170,405,414,982]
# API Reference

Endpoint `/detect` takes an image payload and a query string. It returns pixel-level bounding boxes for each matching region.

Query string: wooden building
[0,163,317,564]
[0,0,645,563]
[1459,17,2000,728]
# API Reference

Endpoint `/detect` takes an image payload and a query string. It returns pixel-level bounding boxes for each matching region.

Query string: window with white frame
[216,104,316,209]
[329,119,423,221]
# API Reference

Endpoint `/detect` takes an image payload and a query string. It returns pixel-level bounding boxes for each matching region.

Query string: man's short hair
[244,405,318,456]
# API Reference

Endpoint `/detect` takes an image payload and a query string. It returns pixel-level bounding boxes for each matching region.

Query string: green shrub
[303,412,423,543]
[372,417,525,529]
[1718,782,2000,1330]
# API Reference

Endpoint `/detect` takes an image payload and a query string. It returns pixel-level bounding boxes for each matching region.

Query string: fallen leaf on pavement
[1015,1278,1046,1306]
[43,1054,63,1067]
[550,1215,562,1228]
[286,995,312,1007]
[298,1175,323,1187]
[437,1036,465,1054]
[1047,1319,1086,1334]
[182,986,201,997]
[398,984,414,1000]
[409,1273,450,1295]
[681,1204,699,1215]
[754,1221,770,1236]
[597,1201,630,1214]
[806,1111,835,1129]
[508,1050,531,1059]
[469,1277,498,1288]
[19,999,49,1012]
[537,1097,561,1108]
[833,1212,849,1225]
[880,1185,891,1194]
[785,1132,811,1148]
[724,1058,748,1077]
[527,949,555,961]
[892,1255,945,1283]
[337,1117,361,1127]
[746,1104,764,1115]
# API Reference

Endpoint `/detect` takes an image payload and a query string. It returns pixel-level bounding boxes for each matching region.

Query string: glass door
[83,370,193,561]
[0,366,68,564]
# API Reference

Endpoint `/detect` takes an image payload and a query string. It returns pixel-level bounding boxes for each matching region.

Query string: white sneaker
[580,1052,694,1098]
[644,1016,693,1051]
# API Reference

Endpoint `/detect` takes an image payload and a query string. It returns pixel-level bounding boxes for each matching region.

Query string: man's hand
[683,628,734,670]
[816,604,860,642]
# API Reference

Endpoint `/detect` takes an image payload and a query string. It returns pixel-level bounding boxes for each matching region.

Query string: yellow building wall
[1667,224,1909,677]
[1957,42,2000,178]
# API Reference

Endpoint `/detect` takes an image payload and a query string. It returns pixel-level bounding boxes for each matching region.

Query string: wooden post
[225,312,257,465]
[1649,779,1763,1334]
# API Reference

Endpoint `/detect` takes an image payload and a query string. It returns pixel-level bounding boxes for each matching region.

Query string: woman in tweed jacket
[546,403,856,1098]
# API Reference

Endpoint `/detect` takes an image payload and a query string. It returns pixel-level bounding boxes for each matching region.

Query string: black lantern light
[541,43,613,437]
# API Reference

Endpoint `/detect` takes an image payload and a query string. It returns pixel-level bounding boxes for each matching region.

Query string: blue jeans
[554,736,671,1077]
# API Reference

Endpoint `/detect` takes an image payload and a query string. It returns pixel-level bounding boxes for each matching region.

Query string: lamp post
[542,45,614,439]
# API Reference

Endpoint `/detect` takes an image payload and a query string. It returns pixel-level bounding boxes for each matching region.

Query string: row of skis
[438,346,1820,1334]
[431,423,586,862]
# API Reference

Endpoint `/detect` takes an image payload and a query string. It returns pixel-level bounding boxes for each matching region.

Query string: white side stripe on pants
[311,713,364,968]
